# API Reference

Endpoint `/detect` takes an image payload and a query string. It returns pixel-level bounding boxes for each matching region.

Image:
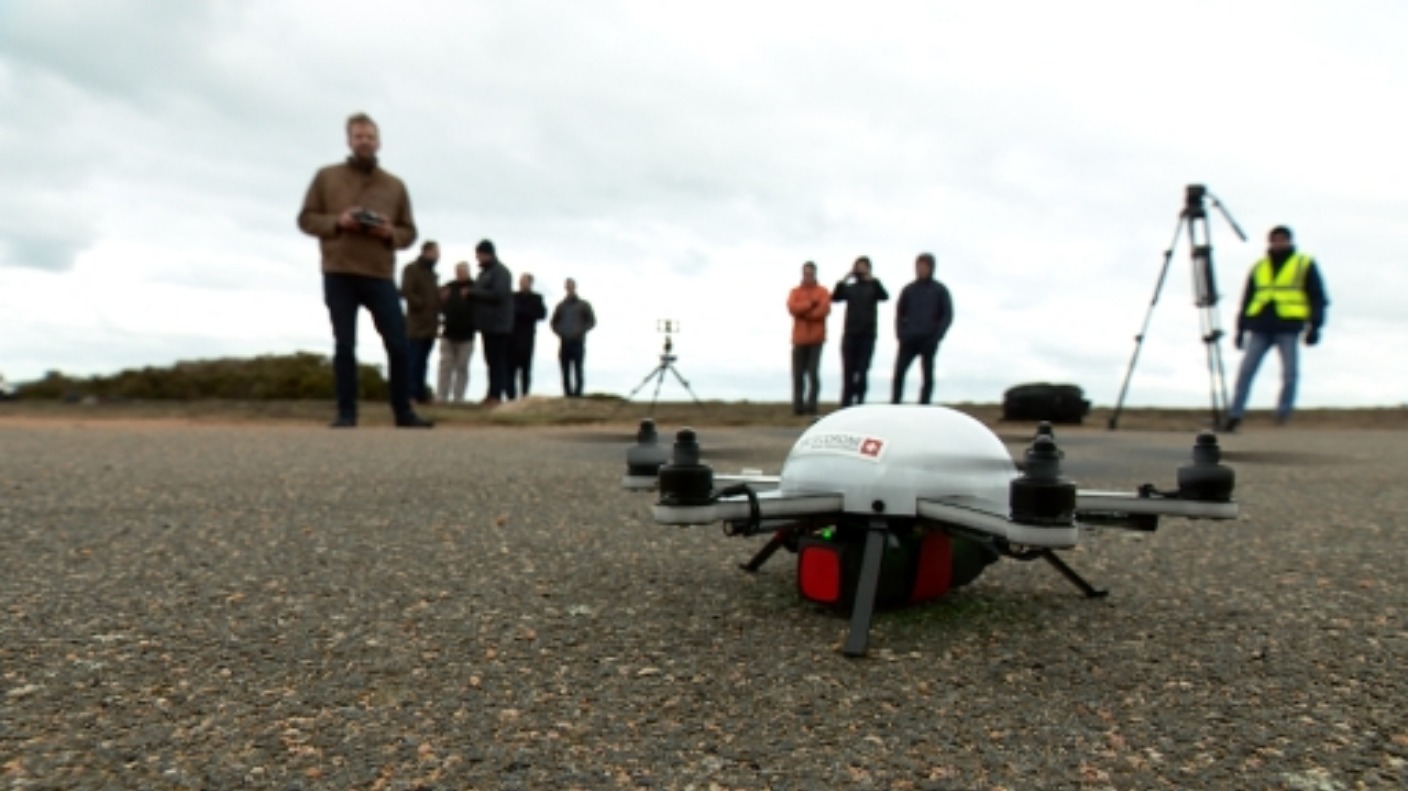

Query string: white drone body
[778,405,1013,517]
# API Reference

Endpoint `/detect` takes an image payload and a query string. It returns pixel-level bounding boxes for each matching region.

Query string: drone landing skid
[1038,549,1108,599]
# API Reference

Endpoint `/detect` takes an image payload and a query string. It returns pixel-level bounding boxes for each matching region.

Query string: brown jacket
[787,283,831,346]
[400,259,440,340]
[297,157,417,279]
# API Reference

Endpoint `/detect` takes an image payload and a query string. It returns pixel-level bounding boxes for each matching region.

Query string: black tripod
[620,320,706,416]
[1110,185,1247,430]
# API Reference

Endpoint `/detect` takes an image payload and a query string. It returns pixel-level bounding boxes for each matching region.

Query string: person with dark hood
[400,240,440,404]
[470,239,514,406]
[1222,225,1329,432]
[831,255,889,407]
[891,252,953,405]
[507,273,548,399]
[436,261,476,404]
[550,277,597,398]
[297,111,431,428]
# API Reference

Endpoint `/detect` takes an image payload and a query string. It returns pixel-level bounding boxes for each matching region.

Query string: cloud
[1,0,1405,408]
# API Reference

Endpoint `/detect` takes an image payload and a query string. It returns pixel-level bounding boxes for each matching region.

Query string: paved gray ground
[1,419,1404,790]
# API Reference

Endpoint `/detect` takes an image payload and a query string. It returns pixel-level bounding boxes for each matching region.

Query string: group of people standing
[399,239,597,408]
[787,253,954,416]
[297,112,595,428]
[300,112,1327,431]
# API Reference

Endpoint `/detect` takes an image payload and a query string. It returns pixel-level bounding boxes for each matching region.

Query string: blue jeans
[1229,330,1300,420]
[323,273,413,420]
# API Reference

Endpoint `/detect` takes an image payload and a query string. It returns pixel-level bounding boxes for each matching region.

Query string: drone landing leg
[740,531,788,572]
[1041,550,1108,599]
[842,520,889,657]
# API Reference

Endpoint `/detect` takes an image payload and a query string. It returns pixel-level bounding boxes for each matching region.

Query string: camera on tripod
[657,319,680,358]
[1184,184,1207,215]
[615,318,705,416]
[1109,184,1248,431]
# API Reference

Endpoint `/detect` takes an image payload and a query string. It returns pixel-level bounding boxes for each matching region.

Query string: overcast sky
[2,0,1405,408]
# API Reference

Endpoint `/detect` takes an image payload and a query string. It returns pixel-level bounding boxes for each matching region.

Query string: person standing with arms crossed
[297,112,431,428]
[891,252,953,405]
[787,261,831,416]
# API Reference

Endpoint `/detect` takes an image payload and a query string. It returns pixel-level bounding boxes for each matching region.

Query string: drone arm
[1075,490,1238,520]
[714,473,782,491]
[624,472,779,493]
[916,499,1079,549]
[653,492,843,526]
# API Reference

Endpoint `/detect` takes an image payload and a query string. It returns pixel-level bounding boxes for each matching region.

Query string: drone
[621,404,1238,657]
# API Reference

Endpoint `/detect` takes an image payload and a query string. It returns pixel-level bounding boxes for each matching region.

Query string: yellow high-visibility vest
[1244,253,1311,320]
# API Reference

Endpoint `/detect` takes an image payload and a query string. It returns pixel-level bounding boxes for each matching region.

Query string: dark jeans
[507,334,536,399]
[892,336,940,404]
[407,337,435,402]
[323,273,412,420]
[559,339,585,397]
[481,332,511,401]
[839,333,877,407]
[791,343,823,415]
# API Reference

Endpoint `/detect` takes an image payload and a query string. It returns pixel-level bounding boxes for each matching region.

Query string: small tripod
[620,320,706,416]
[1110,185,1247,430]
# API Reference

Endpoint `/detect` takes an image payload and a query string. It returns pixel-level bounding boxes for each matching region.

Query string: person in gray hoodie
[550,277,597,398]
[471,239,514,405]
[891,252,953,405]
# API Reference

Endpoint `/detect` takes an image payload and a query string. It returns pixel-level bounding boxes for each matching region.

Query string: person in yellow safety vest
[1223,225,1329,433]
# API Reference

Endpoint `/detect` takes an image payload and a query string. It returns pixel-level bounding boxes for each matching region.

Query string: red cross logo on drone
[859,438,884,457]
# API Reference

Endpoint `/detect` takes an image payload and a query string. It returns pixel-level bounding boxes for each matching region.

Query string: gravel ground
[1,417,1404,790]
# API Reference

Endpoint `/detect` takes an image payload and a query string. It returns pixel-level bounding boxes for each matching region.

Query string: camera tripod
[1109,184,1247,430]
[619,320,706,417]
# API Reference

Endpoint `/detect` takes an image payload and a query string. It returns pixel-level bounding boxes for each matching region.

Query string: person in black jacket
[471,239,514,406]
[436,262,476,404]
[831,255,889,407]
[507,273,547,400]
[891,252,953,405]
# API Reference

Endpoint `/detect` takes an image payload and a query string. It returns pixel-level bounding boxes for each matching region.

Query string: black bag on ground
[1002,383,1091,424]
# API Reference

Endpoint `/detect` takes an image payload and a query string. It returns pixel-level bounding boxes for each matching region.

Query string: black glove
[1305,328,1320,346]
[1234,332,1245,351]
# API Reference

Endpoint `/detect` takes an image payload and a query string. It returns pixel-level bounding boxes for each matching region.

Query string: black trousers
[323,273,412,421]
[559,339,585,397]
[482,332,511,401]
[507,334,535,399]
[791,343,823,415]
[892,336,940,405]
[839,333,877,407]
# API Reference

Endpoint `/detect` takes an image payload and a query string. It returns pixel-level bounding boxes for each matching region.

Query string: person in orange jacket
[787,261,832,416]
